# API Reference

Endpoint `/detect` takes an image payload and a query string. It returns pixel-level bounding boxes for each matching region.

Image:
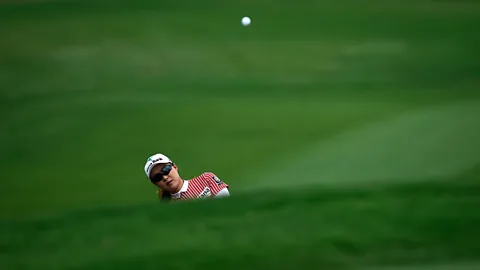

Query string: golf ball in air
[242,17,251,26]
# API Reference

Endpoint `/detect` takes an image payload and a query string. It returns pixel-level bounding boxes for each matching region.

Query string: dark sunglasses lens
[162,164,172,174]
[151,164,173,183]
[151,174,162,183]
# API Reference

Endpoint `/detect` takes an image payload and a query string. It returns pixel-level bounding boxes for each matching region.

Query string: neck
[172,180,184,194]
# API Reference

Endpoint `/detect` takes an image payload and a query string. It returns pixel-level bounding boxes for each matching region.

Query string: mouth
[166,180,173,186]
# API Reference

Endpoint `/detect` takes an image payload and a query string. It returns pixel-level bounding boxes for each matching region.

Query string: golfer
[144,153,230,202]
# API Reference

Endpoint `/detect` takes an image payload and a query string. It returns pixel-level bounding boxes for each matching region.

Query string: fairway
[251,100,480,191]
[1,0,480,269]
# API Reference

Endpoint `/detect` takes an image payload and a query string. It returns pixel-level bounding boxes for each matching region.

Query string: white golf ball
[241,16,251,26]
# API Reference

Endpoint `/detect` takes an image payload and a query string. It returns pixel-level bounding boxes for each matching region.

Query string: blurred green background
[1,0,480,269]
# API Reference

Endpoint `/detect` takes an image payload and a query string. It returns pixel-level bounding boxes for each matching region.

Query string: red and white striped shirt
[170,172,229,201]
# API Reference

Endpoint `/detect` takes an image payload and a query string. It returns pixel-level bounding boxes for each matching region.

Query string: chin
[170,183,180,191]
[165,184,177,193]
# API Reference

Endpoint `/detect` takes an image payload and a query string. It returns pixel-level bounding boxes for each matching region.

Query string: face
[149,163,182,193]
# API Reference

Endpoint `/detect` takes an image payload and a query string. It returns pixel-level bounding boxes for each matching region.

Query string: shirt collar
[171,180,188,198]
[179,180,188,192]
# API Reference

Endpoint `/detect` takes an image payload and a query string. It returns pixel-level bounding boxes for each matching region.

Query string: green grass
[362,261,480,270]
[1,0,480,269]
[2,171,480,270]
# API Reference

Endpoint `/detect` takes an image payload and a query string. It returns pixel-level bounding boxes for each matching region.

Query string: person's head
[144,153,183,194]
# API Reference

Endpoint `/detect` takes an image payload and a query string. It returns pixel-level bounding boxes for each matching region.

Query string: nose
[162,174,170,181]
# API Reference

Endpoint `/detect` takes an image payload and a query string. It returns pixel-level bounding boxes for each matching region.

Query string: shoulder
[201,172,224,184]
[201,172,217,178]
[190,172,226,186]
[191,172,217,180]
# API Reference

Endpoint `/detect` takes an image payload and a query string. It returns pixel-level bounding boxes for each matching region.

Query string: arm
[214,187,230,198]
[205,172,230,198]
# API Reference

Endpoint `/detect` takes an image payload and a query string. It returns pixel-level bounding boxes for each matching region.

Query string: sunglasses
[150,163,173,183]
